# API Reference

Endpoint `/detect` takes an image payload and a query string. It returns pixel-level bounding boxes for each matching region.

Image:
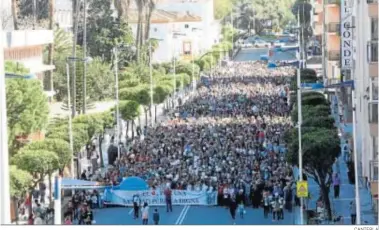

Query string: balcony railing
[327,50,340,61]
[369,101,378,123]
[367,40,378,62]
[367,0,378,3]
[327,23,340,33]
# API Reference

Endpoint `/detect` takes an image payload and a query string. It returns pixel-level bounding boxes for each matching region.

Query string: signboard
[340,0,354,69]
[296,181,308,198]
[103,189,218,206]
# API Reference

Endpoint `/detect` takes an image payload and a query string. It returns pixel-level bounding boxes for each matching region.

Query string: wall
[3,30,54,48]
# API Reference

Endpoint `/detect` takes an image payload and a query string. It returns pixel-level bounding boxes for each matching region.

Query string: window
[154,27,158,32]
[183,42,191,55]
[184,24,189,29]
[371,17,378,40]
[368,41,378,62]
[371,77,378,101]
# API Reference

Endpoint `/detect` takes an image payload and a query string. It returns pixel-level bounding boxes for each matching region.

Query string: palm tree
[135,0,148,61]
[114,0,131,20]
[11,0,18,30]
[144,0,156,40]
[47,0,55,97]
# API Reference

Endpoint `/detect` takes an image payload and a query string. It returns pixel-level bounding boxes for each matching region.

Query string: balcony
[369,101,378,124]
[327,23,340,34]
[368,0,378,18]
[2,30,54,49]
[325,5,340,24]
[327,50,340,61]
[327,0,340,5]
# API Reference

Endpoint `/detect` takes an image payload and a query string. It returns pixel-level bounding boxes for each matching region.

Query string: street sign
[296,181,308,198]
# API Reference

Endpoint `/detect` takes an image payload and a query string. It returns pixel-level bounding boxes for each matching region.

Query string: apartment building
[355,0,378,201]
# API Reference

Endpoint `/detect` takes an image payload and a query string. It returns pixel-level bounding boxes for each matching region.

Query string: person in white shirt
[141,202,149,225]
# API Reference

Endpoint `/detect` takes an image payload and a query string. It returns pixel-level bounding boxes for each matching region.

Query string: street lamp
[191,28,203,93]
[172,32,186,107]
[148,38,163,127]
[112,45,136,159]
[66,56,93,179]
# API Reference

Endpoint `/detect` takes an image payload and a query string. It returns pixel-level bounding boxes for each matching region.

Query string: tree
[46,123,89,154]
[6,79,49,155]
[47,0,55,95]
[291,104,331,123]
[302,116,335,129]
[12,150,60,191]
[85,0,134,63]
[73,114,105,139]
[286,127,340,220]
[153,85,171,121]
[85,57,114,101]
[120,100,140,139]
[21,139,71,171]
[11,0,18,30]
[292,0,313,58]
[5,61,30,74]
[10,165,33,198]
[214,0,235,19]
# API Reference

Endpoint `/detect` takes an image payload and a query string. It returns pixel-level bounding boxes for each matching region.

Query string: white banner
[103,189,218,206]
[340,0,354,69]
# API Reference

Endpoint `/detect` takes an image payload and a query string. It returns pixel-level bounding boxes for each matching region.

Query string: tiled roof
[127,9,202,23]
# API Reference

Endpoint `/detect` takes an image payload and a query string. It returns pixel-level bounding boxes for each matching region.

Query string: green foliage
[154,85,171,104]
[286,127,340,176]
[4,61,30,75]
[46,123,89,153]
[86,57,115,101]
[10,165,33,198]
[86,0,134,63]
[291,104,331,123]
[6,79,49,155]
[12,150,60,181]
[72,114,105,140]
[21,139,71,169]
[119,100,140,121]
[214,0,235,19]
[302,116,335,129]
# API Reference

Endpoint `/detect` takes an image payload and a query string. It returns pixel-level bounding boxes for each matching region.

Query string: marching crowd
[59,61,299,224]
[94,61,298,223]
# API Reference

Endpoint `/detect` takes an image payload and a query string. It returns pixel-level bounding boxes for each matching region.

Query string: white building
[351,0,378,199]
[156,0,220,51]
[128,9,205,63]
[55,0,73,31]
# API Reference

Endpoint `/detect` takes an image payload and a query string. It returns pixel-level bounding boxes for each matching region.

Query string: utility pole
[297,9,304,225]
[71,0,80,117]
[82,0,87,114]
[0,15,11,225]
[149,41,154,127]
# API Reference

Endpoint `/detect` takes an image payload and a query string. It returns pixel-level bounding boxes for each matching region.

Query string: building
[354,0,378,203]
[2,30,55,96]
[128,9,206,63]
[55,0,73,31]
[323,0,341,85]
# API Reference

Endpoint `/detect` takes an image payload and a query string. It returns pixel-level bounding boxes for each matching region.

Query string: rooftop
[128,9,202,23]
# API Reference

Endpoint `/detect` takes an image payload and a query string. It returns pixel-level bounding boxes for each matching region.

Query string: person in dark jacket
[153,209,160,225]
[229,194,238,224]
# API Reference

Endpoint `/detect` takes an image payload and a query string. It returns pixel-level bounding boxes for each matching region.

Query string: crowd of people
[87,61,298,223]
[58,61,300,225]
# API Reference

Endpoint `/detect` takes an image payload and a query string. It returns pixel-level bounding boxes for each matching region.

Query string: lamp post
[112,45,136,159]
[172,32,186,107]
[82,0,88,114]
[148,38,163,127]
[0,16,11,225]
[66,56,92,178]
[191,28,202,93]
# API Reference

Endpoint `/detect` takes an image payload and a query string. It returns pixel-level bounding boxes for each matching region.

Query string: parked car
[273,40,285,47]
